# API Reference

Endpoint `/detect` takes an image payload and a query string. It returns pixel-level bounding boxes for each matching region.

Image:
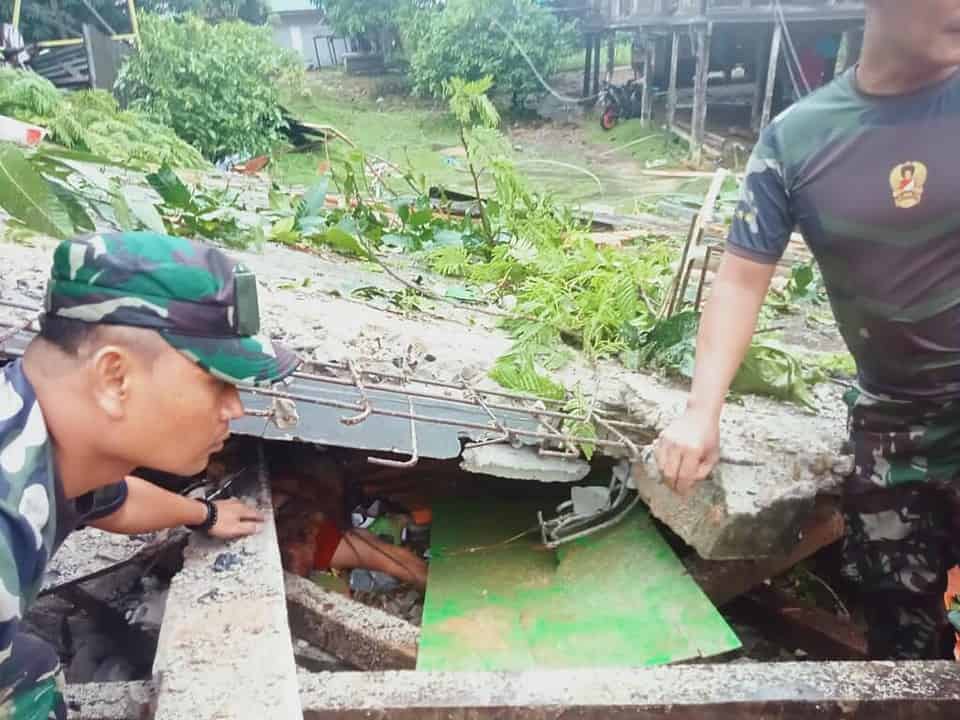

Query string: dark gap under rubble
[33,433,867,688]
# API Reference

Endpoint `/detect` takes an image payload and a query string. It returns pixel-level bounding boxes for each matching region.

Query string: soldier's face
[122,343,244,475]
[870,0,960,68]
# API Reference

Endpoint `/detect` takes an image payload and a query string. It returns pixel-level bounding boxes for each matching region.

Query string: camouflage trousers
[0,634,66,720]
[840,387,960,660]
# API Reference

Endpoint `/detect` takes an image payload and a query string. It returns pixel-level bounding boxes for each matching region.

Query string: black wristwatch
[186,498,218,533]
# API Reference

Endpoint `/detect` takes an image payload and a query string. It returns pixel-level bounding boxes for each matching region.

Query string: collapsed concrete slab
[151,446,301,720]
[286,572,419,670]
[611,371,847,559]
[297,663,960,720]
[0,239,851,560]
[460,445,591,483]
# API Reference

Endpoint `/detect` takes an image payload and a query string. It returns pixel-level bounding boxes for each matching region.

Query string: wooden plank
[592,34,602,97]
[761,22,783,129]
[738,585,868,660]
[582,34,593,100]
[641,34,657,124]
[417,499,740,672]
[666,31,680,129]
[690,23,712,166]
[605,31,616,84]
[687,496,844,607]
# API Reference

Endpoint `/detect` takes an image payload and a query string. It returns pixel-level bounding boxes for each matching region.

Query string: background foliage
[0,66,206,168]
[403,0,573,107]
[115,13,302,161]
[1,0,266,42]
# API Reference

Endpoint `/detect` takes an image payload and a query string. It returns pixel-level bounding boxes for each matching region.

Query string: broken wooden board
[417,499,740,672]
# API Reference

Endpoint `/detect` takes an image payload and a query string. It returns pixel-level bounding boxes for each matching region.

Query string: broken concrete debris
[286,572,419,671]
[152,449,302,720]
[460,444,591,483]
[1,239,848,563]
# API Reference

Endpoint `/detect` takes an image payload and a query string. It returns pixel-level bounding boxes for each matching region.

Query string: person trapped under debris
[0,232,301,719]
[651,0,960,660]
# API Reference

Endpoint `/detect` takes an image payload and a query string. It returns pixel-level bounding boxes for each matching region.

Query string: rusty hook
[367,397,419,469]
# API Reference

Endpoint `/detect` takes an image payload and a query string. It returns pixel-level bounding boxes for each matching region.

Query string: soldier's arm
[654,130,791,495]
[90,476,263,539]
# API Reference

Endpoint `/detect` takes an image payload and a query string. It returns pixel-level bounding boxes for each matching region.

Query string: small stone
[212,552,242,573]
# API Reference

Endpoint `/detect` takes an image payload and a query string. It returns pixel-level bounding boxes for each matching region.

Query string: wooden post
[760,23,783,130]
[606,32,616,84]
[750,32,769,132]
[592,33,603,99]
[11,0,21,30]
[583,34,594,100]
[641,35,658,125]
[690,23,712,166]
[666,30,680,130]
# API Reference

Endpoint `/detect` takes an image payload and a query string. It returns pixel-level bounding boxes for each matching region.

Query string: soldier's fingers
[675,452,700,495]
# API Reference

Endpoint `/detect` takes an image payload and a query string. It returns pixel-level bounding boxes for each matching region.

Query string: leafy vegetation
[0,67,206,168]
[403,0,573,107]
[116,14,303,161]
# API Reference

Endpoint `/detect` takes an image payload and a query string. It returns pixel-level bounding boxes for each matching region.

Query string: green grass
[585,119,688,166]
[273,74,464,190]
[273,72,696,215]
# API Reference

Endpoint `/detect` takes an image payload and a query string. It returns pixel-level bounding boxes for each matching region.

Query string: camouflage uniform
[728,69,960,658]
[0,232,298,717]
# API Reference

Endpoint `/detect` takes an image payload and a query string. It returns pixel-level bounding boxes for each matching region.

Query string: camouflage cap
[44,232,300,386]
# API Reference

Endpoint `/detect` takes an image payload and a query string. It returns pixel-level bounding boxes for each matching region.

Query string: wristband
[186,498,218,533]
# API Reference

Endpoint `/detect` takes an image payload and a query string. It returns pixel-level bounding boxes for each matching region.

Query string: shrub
[0,66,207,168]
[404,0,573,107]
[116,13,303,161]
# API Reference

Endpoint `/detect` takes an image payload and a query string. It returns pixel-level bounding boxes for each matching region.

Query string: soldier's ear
[88,345,136,419]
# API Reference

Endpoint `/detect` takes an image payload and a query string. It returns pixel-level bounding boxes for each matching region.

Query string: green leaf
[269,216,300,245]
[46,180,95,234]
[444,285,480,302]
[433,229,464,247]
[0,143,75,238]
[382,233,415,250]
[489,354,566,401]
[112,191,135,231]
[125,193,166,233]
[732,341,818,409]
[322,226,370,258]
[297,175,331,222]
[146,164,193,209]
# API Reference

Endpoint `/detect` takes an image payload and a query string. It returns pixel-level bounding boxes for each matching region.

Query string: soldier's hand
[208,498,264,540]
[654,409,721,496]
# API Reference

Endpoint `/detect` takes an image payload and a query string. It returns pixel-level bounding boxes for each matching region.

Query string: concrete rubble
[0,235,848,562]
[460,444,591,483]
[151,451,301,720]
[286,572,419,670]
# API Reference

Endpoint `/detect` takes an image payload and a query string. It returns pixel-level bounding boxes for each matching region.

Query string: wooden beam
[582,35,593,100]
[666,31,680,129]
[750,31,769,131]
[592,33,603,99]
[690,23,712,166]
[605,31,616,84]
[760,22,783,129]
[641,34,657,124]
[687,496,845,608]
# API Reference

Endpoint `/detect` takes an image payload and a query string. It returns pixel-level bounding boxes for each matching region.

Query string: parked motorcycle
[599,79,643,131]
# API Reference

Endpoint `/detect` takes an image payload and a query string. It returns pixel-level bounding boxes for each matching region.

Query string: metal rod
[367,398,419,468]
[339,360,372,426]
[296,364,648,434]
[240,384,632,453]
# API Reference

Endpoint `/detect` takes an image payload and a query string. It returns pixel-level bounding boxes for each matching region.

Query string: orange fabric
[313,518,344,570]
